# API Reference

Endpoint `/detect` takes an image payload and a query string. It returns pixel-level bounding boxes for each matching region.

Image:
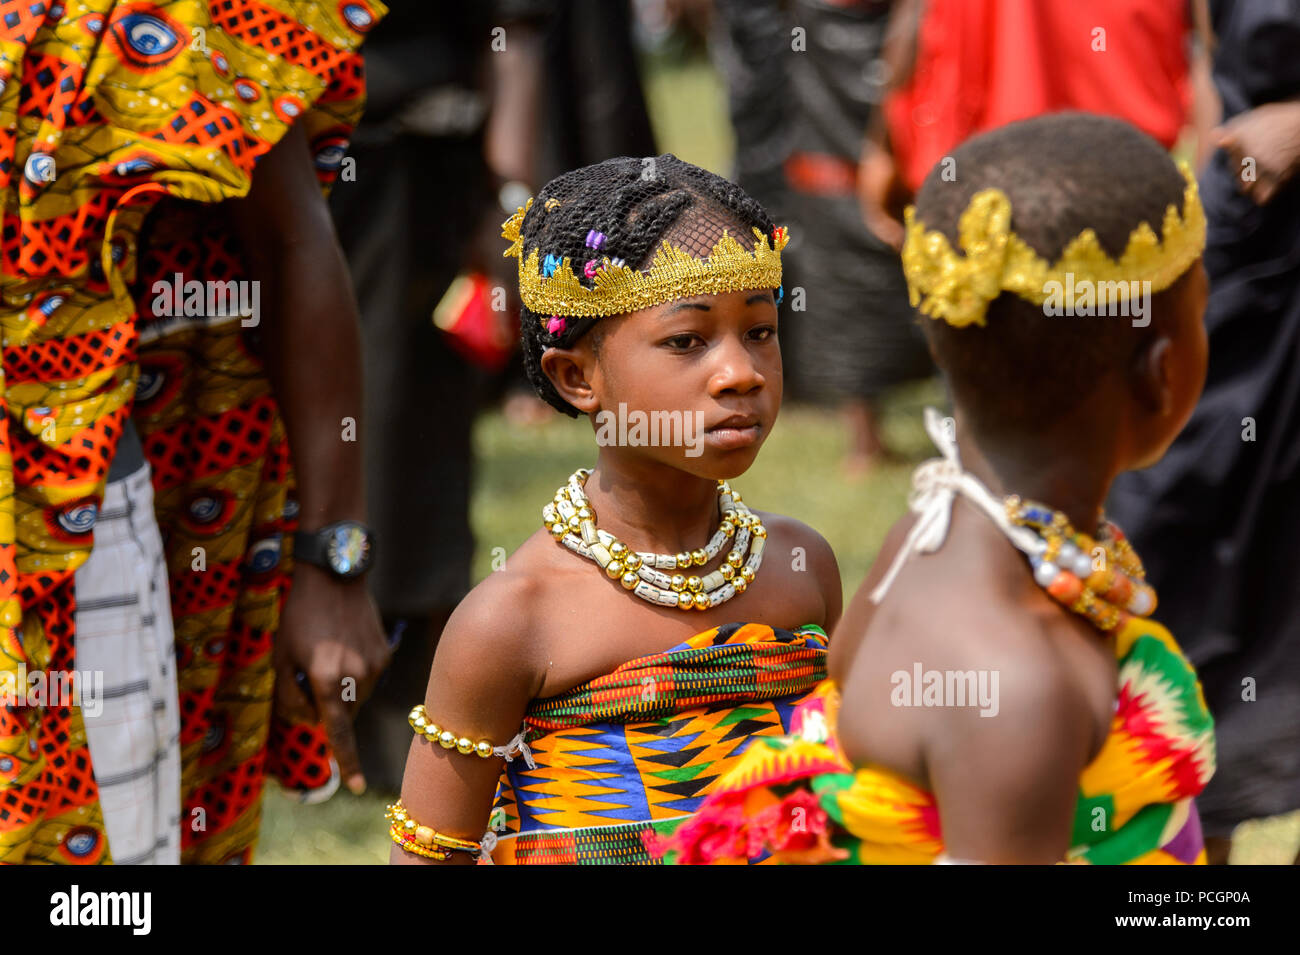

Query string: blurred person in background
[1108,0,1300,865]
[859,0,1215,246]
[1,1,389,866]
[711,0,931,475]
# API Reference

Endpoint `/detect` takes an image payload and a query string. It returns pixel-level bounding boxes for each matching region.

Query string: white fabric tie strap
[477,829,498,864]
[495,728,536,769]
[869,408,1043,605]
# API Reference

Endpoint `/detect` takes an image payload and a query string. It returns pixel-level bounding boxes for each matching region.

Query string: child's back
[665,113,1218,866]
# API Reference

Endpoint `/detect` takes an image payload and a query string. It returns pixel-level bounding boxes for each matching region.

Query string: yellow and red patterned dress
[660,616,1217,865]
[0,0,383,865]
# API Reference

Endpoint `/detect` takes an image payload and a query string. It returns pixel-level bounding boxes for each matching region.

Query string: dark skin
[829,262,1209,863]
[228,122,391,796]
[1216,95,1300,206]
[393,287,842,863]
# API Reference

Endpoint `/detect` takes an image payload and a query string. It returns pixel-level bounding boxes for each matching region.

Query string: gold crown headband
[502,197,789,321]
[901,161,1206,328]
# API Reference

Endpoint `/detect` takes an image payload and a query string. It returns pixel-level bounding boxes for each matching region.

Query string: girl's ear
[1130,333,1176,417]
[541,345,600,414]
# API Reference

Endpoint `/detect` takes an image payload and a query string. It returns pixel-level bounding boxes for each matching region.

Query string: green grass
[640,50,734,175]
[257,394,1300,864]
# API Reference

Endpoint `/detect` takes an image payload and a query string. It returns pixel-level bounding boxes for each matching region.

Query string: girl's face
[547,287,783,480]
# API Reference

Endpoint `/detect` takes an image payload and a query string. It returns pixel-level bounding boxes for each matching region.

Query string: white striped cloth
[76,461,181,865]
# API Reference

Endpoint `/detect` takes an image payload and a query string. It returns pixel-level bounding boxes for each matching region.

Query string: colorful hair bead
[546,315,566,335]
[583,260,599,279]
[775,284,784,306]
[585,230,606,250]
[542,253,562,278]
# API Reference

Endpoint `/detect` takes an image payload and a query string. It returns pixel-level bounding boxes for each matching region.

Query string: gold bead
[752,523,767,539]
[677,592,694,610]
[691,548,708,566]
[670,574,686,592]
[623,553,642,570]
[438,730,456,749]
[621,571,639,590]
[567,515,580,531]
[720,521,735,537]
[412,715,427,731]
[720,563,735,580]
[456,737,474,754]
[722,510,736,523]
[407,706,423,723]
[675,552,692,569]
[610,540,628,558]
[549,523,567,540]
[727,551,743,568]
[740,566,755,583]
[554,489,569,503]
[693,592,710,610]
[424,723,441,741]
[404,818,418,831]
[475,740,494,758]
[578,507,594,520]
[686,575,703,593]
[415,825,436,846]
[731,491,743,503]
[733,577,748,594]
[606,560,624,578]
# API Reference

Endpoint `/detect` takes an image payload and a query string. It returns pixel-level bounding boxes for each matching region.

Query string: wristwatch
[293,521,376,579]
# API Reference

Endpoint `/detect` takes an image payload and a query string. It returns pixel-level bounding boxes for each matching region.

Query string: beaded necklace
[871,409,1156,634]
[1004,495,1155,632]
[542,468,766,611]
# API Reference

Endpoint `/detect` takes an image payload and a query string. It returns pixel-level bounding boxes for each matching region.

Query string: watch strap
[293,529,329,569]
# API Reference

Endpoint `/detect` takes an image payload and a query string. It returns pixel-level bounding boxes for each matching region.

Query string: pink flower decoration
[546,315,566,335]
[656,793,751,865]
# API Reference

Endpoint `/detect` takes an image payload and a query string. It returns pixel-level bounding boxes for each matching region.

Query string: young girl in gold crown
[388,155,841,864]
[664,113,1217,865]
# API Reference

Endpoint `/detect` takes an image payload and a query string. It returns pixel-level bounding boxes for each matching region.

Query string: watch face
[325,524,371,577]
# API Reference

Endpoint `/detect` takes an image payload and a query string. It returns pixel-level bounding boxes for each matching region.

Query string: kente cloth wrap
[486,622,829,865]
[660,615,1216,865]
[0,0,384,865]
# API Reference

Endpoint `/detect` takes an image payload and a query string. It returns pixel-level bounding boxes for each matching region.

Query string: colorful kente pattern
[487,623,829,865]
[662,615,1217,865]
[0,0,383,865]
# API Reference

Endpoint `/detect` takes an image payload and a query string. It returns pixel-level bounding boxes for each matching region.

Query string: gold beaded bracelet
[386,801,482,860]
[408,704,497,758]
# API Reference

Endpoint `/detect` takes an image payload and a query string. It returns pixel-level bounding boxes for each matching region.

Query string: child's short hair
[911,113,1197,436]
[513,155,775,417]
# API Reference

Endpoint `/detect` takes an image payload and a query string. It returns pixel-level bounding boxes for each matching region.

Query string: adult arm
[227,122,391,795]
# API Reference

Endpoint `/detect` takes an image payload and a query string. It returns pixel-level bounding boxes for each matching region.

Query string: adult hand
[273,565,391,794]
[858,136,906,251]
[1216,99,1300,205]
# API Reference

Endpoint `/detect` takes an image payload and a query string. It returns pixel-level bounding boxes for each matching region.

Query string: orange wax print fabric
[0,0,384,865]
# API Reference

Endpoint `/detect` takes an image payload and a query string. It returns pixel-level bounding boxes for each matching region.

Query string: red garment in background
[886,0,1192,190]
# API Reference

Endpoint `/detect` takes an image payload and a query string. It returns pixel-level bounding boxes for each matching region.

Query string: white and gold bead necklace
[542,468,766,611]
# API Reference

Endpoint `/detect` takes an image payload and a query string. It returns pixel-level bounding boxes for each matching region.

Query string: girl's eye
[663,334,703,350]
[748,325,776,342]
